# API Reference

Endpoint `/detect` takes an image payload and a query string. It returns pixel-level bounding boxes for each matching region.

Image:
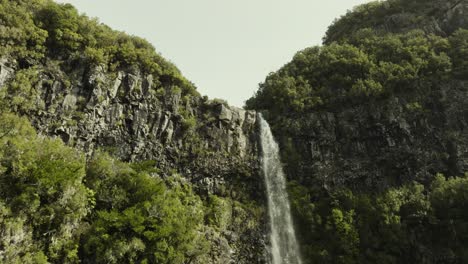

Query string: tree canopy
[246,29,460,116]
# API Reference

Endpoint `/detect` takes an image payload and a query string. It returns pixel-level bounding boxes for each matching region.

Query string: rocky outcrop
[0,57,268,263]
[268,80,468,191]
[259,0,468,192]
[382,0,468,36]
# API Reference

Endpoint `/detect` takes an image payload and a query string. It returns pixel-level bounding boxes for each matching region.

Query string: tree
[81,152,208,264]
[449,29,468,79]
[0,113,91,264]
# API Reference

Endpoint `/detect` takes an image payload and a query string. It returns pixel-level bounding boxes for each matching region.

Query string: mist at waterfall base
[259,115,303,264]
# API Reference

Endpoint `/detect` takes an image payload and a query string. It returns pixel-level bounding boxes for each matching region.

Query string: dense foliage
[1,1,265,263]
[246,29,467,115]
[323,0,467,44]
[1,0,467,263]
[246,0,468,263]
[0,0,198,101]
[0,113,89,264]
[289,173,468,263]
[0,113,238,263]
[82,154,208,264]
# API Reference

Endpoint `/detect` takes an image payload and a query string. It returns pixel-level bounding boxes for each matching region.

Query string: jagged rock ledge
[0,57,268,264]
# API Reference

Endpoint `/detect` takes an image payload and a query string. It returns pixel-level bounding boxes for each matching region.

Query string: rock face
[271,80,468,191]
[0,58,268,263]
[276,0,468,191]
[387,0,468,35]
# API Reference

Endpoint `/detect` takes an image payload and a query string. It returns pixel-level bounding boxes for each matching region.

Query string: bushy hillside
[324,0,468,44]
[0,0,195,93]
[0,1,266,263]
[0,113,213,263]
[2,0,468,263]
[247,0,468,263]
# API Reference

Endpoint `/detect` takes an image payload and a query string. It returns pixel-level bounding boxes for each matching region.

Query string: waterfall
[259,114,303,264]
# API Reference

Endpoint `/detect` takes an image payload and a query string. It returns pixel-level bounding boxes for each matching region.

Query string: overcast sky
[57,0,372,107]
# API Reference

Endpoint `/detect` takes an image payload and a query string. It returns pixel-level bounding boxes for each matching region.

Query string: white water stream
[259,115,303,264]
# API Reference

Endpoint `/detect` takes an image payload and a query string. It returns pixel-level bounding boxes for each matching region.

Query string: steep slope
[247,29,468,191]
[247,0,468,263]
[0,0,267,263]
[324,0,468,44]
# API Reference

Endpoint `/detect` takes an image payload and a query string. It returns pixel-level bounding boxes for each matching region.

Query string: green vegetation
[0,0,47,62]
[449,29,468,78]
[0,67,41,114]
[1,0,467,263]
[323,0,462,44]
[246,0,468,263]
[0,113,239,263]
[246,29,456,115]
[0,113,90,263]
[289,173,468,263]
[0,0,264,263]
[83,154,208,264]
[0,0,198,102]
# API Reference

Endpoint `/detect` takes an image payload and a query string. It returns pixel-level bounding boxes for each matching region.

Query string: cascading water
[259,114,303,264]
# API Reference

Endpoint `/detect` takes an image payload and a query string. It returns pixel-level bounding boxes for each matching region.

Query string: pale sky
[57,0,372,107]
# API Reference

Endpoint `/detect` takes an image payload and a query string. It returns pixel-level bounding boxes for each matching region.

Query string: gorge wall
[0,1,268,262]
[2,0,468,263]
[267,81,468,191]
[1,55,269,264]
[249,0,468,192]
[244,0,468,262]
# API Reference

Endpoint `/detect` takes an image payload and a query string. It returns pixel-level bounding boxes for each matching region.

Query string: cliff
[0,1,267,263]
[248,0,468,192]
[246,0,468,262]
[2,0,468,263]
